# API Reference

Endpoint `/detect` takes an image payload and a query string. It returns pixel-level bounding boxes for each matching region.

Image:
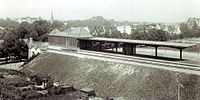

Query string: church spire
[51,11,54,24]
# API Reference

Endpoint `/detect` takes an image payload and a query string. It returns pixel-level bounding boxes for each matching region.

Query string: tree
[16,22,31,39]
[51,20,65,31]
[0,18,19,28]
[179,22,200,39]
[3,30,28,60]
[30,20,51,42]
[130,29,147,40]
[149,29,169,41]
[111,30,123,38]
[130,28,169,41]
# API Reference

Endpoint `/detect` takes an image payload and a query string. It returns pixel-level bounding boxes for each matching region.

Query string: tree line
[90,26,170,41]
[0,19,65,60]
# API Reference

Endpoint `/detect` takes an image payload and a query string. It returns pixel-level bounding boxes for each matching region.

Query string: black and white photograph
[0,0,200,100]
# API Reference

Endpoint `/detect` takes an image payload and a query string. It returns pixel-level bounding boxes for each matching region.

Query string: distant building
[14,17,42,23]
[48,27,93,48]
[161,24,181,35]
[116,26,132,34]
[27,38,42,59]
[131,23,182,35]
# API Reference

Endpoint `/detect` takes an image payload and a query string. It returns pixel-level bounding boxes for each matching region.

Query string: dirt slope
[21,53,200,100]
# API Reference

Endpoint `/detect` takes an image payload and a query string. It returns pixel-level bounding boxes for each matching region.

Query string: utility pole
[176,73,180,100]
[178,83,180,100]
[177,80,185,100]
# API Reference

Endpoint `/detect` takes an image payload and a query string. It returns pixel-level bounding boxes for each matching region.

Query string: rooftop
[49,27,93,38]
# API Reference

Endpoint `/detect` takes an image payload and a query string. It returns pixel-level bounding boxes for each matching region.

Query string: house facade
[48,27,93,48]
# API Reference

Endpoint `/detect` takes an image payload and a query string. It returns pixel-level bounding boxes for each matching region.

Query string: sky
[0,0,200,22]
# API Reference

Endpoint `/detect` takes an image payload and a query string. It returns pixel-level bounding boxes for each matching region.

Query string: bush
[20,90,44,100]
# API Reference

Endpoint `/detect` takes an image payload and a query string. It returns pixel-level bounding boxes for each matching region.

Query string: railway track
[77,50,200,71]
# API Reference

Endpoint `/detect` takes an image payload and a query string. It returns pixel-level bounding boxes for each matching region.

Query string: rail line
[77,50,200,71]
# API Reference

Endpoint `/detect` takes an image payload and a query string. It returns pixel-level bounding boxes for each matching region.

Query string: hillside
[21,52,200,99]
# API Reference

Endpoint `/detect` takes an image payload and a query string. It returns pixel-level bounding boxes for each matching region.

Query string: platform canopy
[79,37,196,49]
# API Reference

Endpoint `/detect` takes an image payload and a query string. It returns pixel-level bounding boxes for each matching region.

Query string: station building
[48,27,93,48]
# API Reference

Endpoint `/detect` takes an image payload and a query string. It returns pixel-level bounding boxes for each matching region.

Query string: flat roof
[78,37,196,49]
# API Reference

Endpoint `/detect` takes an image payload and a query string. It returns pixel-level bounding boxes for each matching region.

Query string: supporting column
[79,40,81,49]
[79,40,84,49]
[84,40,87,49]
[115,42,118,52]
[133,45,136,55]
[85,40,87,49]
[180,48,183,60]
[89,41,92,50]
[155,46,158,57]
[122,43,126,54]
[105,42,107,50]
[99,41,102,51]
[131,44,133,55]
[122,43,134,55]
[87,40,90,49]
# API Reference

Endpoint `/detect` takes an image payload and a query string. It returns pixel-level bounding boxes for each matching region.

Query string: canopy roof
[78,37,196,49]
